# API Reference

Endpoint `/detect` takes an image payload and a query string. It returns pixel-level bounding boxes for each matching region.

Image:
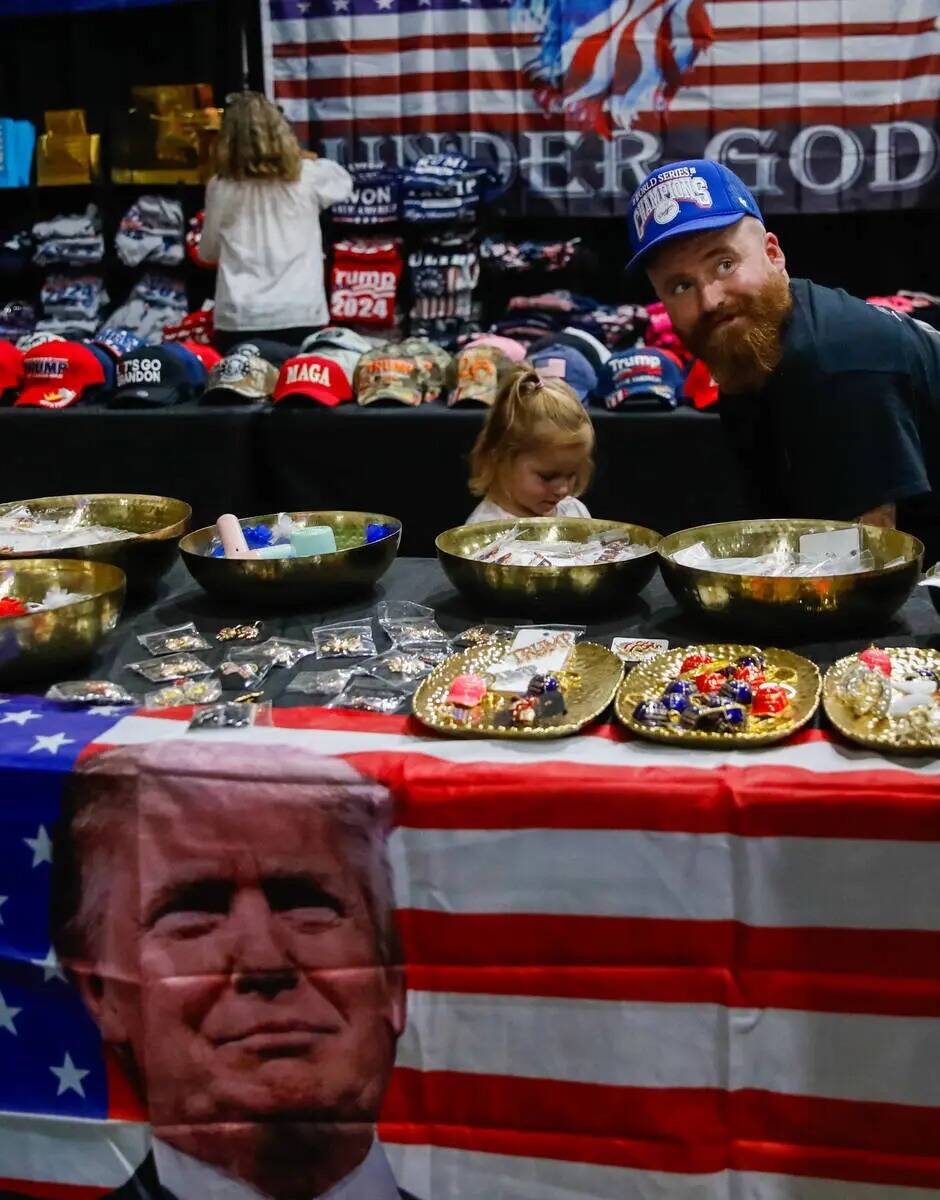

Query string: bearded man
[627,160,940,556]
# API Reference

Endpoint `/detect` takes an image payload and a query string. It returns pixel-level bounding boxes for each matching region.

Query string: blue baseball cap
[594,347,685,412]
[530,343,598,405]
[627,160,763,273]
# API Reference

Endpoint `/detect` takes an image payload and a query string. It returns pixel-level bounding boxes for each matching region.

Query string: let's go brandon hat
[627,160,763,272]
[16,340,106,409]
[110,346,194,408]
[273,352,353,407]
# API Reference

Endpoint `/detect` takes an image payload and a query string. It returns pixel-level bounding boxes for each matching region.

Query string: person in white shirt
[200,92,352,352]
[47,742,418,1200]
[466,365,595,524]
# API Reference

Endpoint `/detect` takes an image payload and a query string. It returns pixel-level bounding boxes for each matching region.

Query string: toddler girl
[466,366,594,523]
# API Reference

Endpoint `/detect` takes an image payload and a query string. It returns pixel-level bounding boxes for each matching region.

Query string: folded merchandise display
[115,195,185,267]
[32,204,105,266]
[408,232,480,348]
[401,154,498,226]
[107,273,188,344]
[329,236,403,332]
[331,164,402,227]
[36,274,108,338]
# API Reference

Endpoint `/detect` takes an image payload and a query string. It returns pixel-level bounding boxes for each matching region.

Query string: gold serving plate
[437,518,661,618]
[0,494,190,594]
[658,519,922,636]
[615,643,821,747]
[0,559,125,685]
[823,647,940,753]
[413,639,624,739]
[180,511,401,606]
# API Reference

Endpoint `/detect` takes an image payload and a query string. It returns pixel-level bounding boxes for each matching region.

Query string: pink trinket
[447,674,488,708]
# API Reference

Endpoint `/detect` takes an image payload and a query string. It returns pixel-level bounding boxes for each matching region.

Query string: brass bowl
[658,519,923,636]
[0,494,190,593]
[180,510,401,606]
[436,518,661,617]
[0,558,125,685]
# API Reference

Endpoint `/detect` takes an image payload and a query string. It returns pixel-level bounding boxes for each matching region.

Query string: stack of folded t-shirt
[36,274,108,337]
[408,232,482,349]
[330,237,404,334]
[32,204,104,266]
[115,195,185,266]
[331,164,402,227]
[106,273,188,344]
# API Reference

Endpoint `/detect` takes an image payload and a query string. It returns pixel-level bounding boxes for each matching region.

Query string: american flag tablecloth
[1,696,940,1198]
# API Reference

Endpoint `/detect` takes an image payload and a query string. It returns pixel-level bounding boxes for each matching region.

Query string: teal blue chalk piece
[254,544,294,560]
[290,526,338,557]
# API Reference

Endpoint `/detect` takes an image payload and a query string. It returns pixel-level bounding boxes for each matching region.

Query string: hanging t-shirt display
[329,237,403,329]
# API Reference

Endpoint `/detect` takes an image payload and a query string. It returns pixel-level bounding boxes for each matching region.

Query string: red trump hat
[16,340,106,409]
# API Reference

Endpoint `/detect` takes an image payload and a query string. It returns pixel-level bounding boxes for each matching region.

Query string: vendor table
[1,558,939,1199]
[0,406,749,555]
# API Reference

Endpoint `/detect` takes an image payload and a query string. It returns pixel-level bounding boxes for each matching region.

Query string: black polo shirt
[720,278,940,553]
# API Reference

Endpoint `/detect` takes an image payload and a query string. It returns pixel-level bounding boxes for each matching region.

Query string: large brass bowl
[0,494,190,593]
[658,519,923,636]
[180,510,401,606]
[0,558,125,685]
[436,518,661,617]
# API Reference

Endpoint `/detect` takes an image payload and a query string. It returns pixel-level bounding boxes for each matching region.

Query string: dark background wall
[0,0,937,309]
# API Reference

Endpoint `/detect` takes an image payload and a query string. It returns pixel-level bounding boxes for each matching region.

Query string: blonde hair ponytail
[468,365,594,498]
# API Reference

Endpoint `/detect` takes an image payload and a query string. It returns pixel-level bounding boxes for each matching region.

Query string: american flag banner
[261,0,940,213]
[1,699,940,1198]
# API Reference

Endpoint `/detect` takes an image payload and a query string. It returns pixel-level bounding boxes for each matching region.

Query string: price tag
[798,527,861,560]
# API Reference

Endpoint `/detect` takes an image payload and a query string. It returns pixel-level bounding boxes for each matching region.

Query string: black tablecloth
[0,406,749,555]
[65,557,940,720]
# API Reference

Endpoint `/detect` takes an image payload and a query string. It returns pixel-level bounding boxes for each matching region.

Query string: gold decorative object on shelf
[823,646,940,752]
[111,84,220,184]
[615,643,821,747]
[412,639,624,739]
[36,109,100,186]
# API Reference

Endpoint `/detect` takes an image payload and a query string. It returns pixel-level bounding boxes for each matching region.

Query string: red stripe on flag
[274,31,535,55]
[380,1075,940,1189]
[275,55,940,100]
[399,909,940,976]
[714,18,940,41]
[686,54,940,86]
[405,962,940,1018]
[300,98,940,138]
[0,1182,110,1200]
[382,1070,940,1170]
[341,751,940,841]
